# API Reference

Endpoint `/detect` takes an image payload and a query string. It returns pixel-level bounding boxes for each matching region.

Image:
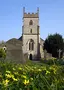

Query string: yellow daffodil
[23,79,29,85]
[38,69,42,72]
[3,79,9,86]
[12,77,18,81]
[5,74,11,78]
[6,70,11,74]
[14,72,18,75]
[46,70,50,75]
[30,78,33,81]
[49,66,57,74]
[22,75,27,79]
[18,67,22,70]
[23,72,26,74]
[11,74,14,79]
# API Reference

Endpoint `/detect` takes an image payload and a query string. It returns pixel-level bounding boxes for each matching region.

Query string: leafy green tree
[0,48,6,59]
[44,33,64,58]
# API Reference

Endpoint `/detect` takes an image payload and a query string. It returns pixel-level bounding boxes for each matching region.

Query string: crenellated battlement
[23,7,39,18]
[24,12,39,18]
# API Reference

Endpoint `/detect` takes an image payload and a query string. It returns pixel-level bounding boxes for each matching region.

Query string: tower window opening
[30,29,32,33]
[29,20,33,25]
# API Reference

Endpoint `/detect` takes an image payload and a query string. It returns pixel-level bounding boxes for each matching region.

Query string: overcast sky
[0,0,64,41]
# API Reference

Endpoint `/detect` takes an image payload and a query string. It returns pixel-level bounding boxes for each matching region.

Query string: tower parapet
[23,7,39,18]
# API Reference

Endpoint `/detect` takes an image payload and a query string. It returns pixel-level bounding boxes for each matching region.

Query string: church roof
[18,36,22,41]
[40,38,44,42]
[6,38,22,45]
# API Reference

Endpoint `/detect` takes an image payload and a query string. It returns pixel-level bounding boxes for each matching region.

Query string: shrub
[0,48,6,59]
[41,58,64,65]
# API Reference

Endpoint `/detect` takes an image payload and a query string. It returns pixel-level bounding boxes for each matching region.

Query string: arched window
[29,39,34,50]
[29,20,33,25]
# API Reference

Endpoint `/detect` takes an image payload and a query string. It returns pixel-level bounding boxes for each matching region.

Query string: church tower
[22,7,40,60]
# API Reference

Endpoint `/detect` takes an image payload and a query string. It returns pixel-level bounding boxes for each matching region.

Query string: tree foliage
[44,33,64,58]
[0,48,6,59]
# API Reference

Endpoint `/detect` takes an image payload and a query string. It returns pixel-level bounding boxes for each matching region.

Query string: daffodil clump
[0,61,64,90]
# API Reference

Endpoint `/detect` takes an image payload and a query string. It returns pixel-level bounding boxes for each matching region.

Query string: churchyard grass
[0,59,64,90]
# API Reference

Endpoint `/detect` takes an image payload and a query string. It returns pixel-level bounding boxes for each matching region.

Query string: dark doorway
[29,54,32,60]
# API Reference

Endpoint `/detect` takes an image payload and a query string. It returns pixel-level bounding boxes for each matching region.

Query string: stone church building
[0,8,52,62]
[22,7,44,60]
